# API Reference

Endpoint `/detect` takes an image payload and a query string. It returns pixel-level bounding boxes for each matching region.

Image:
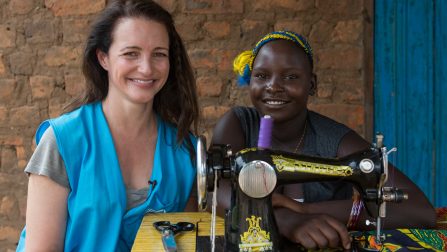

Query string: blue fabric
[16,102,196,251]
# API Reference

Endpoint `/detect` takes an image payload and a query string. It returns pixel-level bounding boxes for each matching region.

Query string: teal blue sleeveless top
[17,102,196,251]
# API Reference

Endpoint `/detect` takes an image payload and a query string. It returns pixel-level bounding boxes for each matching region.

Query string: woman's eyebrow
[120,46,141,52]
[119,46,169,52]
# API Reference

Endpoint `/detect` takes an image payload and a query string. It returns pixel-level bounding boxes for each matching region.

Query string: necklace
[272,120,307,153]
[293,120,307,153]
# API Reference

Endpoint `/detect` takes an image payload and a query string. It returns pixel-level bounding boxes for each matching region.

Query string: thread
[210,170,218,252]
[258,115,273,149]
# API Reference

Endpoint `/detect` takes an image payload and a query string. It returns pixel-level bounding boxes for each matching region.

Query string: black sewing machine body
[196,135,406,252]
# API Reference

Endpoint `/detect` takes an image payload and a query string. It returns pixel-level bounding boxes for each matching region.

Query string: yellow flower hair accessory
[233,50,254,85]
[233,50,254,76]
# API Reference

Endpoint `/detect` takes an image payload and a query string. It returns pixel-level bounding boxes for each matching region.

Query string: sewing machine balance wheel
[196,136,208,211]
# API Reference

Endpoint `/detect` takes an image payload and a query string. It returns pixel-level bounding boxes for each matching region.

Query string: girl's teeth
[266,101,285,105]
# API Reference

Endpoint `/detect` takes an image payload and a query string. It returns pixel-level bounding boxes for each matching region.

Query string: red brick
[154,0,178,13]
[0,79,16,102]
[309,20,335,44]
[211,49,237,72]
[64,74,85,97]
[317,46,363,70]
[197,76,223,97]
[0,196,18,220]
[0,136,24,146]
[270,0,314,11]
[9,106,41,127]
[16,146,28,160]
[0,54,5,76]
[9,0,35,15]
[62,19,90,43]
[190,49,215,69]
[241,20,270,41]
[184,0,243,14]
[49,101,64,118]
[253,0,313,11]
[332,77,365,104]
[15,146,27,170]
[29,76,56,99]
[18,193,27,219]
[24,18,56,44]
[202,105,230,120]
[0,107,7,124]
[1,146,17,171]
[43,46,81,67]
[317,85,334,99]
[338,86,364,104]
[17,160,28,170]
[275,20,310,35]
[0,25,16,48]
[315,0,363,16]
[45,0,106,16]
[174,16,205,42]
[309,103,364,134]
[9,48,35,75]
[252,0,271,11]
[204,21,231,40]
[0,226,21,243]
[332,20,363,43]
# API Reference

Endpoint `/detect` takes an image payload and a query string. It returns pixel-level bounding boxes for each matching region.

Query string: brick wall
[0,0,371,250]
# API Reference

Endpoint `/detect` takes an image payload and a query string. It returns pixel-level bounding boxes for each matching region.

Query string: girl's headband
[233,31,313,86]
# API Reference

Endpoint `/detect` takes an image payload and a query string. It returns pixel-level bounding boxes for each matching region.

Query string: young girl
[212,31,436,250]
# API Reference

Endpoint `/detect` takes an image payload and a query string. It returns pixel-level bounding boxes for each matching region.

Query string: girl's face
[97,17,170,106]
[249,39,316,123]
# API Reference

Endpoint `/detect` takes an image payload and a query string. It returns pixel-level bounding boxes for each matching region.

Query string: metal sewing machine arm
[196,133,407,251]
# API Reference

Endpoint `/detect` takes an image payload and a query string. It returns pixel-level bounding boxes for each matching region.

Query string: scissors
[153,221,195,252]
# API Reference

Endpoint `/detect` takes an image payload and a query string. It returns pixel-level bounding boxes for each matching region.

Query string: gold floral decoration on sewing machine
[239,215,273,251]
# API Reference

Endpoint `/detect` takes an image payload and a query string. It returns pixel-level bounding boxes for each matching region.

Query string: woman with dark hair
[17,0,199,251]
[212,31,436,250]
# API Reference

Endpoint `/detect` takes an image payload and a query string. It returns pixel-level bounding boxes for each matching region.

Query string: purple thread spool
[258,115,273,149]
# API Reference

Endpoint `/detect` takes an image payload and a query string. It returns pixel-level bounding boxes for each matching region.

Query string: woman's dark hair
[65,0,199,150]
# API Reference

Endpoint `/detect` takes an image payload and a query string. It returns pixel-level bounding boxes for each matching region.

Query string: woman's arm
[25,174,68,252]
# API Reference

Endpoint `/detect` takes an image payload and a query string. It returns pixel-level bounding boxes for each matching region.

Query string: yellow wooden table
[132,212,224,251]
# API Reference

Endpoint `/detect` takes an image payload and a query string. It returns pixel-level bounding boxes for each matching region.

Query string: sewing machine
[196,132,408,251]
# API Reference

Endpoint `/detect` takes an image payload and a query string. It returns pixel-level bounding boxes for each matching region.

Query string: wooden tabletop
[132,212,224,252]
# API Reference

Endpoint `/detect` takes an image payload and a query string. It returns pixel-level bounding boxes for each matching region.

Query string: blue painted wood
[434,0,447,207]
[374,0,440,205]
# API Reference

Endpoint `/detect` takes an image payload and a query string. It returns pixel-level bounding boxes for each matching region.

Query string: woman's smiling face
[249,39,316,123]
[97,17,170,105]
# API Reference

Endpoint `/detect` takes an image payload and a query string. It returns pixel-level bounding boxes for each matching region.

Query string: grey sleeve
[24,127,70,189]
